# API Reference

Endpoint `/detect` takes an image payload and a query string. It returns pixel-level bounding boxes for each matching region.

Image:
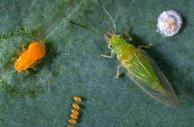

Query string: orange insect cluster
[14,42,46,72]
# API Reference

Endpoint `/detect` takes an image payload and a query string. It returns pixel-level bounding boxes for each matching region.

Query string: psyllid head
[104,32,124,49]
[104,31,113,42]
[104,32,114,49]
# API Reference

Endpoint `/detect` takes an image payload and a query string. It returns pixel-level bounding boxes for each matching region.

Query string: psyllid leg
[99,51,115,59]
[114,64,122,79]
[138,43,152,49]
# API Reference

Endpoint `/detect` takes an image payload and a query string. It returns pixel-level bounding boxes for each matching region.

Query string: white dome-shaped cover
[157,10,182,37]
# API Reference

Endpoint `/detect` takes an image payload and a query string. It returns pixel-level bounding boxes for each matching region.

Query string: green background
[0,0,194,127]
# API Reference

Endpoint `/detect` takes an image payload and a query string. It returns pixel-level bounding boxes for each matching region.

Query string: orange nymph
[14,42,46,72]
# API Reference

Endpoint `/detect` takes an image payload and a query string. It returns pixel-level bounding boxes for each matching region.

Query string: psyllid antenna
[98,0,118,33]
[69,19,101,36]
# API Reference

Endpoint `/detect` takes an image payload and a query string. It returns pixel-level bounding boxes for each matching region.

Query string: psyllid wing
[126,48,178,106]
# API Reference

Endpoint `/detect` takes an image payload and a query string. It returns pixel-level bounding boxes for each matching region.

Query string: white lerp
[157,10,182,37]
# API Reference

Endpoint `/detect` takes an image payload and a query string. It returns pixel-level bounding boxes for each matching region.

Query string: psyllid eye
[108,44,113,48]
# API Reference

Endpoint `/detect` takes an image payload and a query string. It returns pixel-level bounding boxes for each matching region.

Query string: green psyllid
[98,0,178,106]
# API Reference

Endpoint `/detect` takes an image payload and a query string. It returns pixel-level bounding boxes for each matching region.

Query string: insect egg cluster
[66,96,83,127]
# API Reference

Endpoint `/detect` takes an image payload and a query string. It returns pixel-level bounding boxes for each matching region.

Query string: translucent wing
[126,48,178,106]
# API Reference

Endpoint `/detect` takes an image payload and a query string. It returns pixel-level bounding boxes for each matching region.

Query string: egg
[71,109,79,116]
[68,119,77,124]
[71,102,80,110]
[72,96,82,103]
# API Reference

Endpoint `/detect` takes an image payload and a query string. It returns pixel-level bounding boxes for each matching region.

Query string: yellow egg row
[66,96,83,126]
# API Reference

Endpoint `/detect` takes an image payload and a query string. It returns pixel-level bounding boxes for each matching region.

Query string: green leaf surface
[0,0,194,127]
